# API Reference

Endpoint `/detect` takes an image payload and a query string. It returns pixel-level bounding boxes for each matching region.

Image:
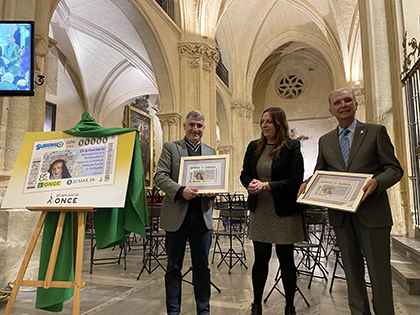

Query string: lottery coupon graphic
[178,155,230,193]
[24,136,118,193]
[296,171,372,212]
[187,163,221,186]
[2,130,136,209]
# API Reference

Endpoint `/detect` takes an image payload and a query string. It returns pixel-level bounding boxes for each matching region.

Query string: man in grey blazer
[154,110,216,315]
[298,88,403,315]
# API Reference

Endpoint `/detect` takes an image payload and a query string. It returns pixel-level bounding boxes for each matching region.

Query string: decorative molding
[202,60,214,71]
[276,74,305,99]
[217,145,233,155]
[178,43,220,64]
[231,101,255,119]
[168,118,178,125]
[157,112,181,126]
[401,30,420,81]
[351,85,365,106]
[187,57,200,68]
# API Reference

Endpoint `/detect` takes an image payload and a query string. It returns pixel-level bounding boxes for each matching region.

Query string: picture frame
[297,170,373,212]
[123,105,153,188]
[178,155,230,193]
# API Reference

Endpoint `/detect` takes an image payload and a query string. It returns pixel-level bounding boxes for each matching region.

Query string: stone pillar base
[0,209,42,289]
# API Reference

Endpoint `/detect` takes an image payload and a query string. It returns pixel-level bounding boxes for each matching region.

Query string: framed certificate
[297,171,373,212]
[178,155,230,193]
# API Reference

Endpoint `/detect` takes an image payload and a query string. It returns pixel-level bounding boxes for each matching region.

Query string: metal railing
[402,31,420,226]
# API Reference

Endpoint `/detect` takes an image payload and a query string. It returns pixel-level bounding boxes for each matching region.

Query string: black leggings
[252,241,296,306]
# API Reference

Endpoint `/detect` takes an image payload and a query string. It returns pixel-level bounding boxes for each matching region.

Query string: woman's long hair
[254,107,291,159]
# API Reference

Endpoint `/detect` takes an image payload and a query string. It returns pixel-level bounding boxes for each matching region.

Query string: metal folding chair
[211,193,248,274]
[137,186,166,279]
[264,264,310,307]
[294,210,328,289]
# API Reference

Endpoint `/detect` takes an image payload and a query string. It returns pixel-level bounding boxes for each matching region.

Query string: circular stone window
[276,74,305,99]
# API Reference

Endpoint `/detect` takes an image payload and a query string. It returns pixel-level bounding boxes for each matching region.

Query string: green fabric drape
[35,112,148,312]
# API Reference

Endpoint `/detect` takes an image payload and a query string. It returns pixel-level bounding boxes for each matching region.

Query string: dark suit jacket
[315,121,403,228]
[240,139,304,217]
[154,138,216,232]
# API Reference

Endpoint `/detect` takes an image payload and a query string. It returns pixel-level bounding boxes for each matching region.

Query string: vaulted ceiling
[49,0,360,123]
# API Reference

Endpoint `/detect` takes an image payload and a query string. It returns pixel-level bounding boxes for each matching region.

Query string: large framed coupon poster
[2,131,136,209]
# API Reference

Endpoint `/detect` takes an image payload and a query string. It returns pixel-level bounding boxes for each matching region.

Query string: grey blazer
[154,138,217,232]
[315,121,403,228]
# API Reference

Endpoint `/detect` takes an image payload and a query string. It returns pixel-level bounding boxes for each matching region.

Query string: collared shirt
[175,137,203,204]
[185,137,202,156]
[338,119,357,148]
[184,137,203,211]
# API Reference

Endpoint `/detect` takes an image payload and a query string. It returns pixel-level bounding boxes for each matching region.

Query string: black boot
[284,305,296,315]
[251,303,262,315]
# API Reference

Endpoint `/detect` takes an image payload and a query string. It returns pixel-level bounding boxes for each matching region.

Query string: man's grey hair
[185,110,205,123]
[328,87,357,107]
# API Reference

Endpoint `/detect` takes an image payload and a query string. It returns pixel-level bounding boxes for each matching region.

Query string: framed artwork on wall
[123,105,154,188]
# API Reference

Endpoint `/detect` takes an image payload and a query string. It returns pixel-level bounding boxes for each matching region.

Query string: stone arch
[246,30,346,101]
[120,0,176,114]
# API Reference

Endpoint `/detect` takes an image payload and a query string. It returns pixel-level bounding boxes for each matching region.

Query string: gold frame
[123,105,154,188]
[178,155,230,193]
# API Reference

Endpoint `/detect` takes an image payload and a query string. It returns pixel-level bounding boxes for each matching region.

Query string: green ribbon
[35,112,148,311]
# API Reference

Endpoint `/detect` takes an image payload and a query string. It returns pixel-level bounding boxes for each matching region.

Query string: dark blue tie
[340,129,350,166]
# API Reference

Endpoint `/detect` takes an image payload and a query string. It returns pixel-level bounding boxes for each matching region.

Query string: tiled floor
[1,234,420,314]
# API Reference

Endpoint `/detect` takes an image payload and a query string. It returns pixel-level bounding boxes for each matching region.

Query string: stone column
[178,41,219,149]
[157,112,181,143]
[0,0,51,290]
[231,101,255,193]
[358,0,409,235]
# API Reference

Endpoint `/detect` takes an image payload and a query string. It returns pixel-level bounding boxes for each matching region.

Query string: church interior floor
[1,234,420,315]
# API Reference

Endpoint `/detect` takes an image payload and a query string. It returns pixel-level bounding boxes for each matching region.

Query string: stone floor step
[391,249,420,295]
[392,236,420,265]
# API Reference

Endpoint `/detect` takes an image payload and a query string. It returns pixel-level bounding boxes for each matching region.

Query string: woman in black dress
[241,107,305,315]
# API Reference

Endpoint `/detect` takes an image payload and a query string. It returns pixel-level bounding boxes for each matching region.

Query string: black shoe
[284,305,296,315]
[251,303,262,315]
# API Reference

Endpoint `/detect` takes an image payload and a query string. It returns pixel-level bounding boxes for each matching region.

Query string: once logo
[54,197,79,204]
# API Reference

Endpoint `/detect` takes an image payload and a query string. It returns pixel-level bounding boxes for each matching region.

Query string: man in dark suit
[298,87,403,315]
[154,110,216,315]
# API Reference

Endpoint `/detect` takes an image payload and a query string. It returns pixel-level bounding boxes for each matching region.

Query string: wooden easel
[3,206,95,315]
